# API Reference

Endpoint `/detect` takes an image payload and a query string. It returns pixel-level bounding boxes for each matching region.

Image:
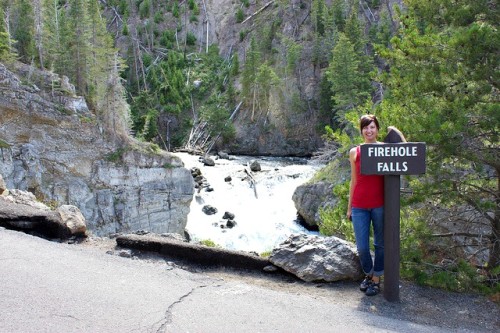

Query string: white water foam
[175,153,323,254]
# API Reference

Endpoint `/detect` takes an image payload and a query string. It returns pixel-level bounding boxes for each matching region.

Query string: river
[175,153,324,254]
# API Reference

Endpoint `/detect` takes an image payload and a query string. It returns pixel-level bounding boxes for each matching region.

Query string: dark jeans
[351,206,384,277]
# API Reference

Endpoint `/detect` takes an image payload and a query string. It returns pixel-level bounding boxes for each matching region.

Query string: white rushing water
[174,152,324,254]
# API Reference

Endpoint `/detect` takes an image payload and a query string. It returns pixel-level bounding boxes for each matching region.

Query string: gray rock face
[270,234,362,282]
[292,181,335,228]
[0,63,194,236]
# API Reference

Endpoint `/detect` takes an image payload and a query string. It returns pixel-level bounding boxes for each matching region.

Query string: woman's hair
[359,114,380,132]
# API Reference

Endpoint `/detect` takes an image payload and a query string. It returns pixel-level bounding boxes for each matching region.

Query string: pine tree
[65,0,91,95]
[241,37,261,121]
[101,53,132,143]
[87,0,116,109]
[326,33,370,123]
[378,0,500,270]
[12,0,35,63]
[41,0,61,71]
[0,1,16,61]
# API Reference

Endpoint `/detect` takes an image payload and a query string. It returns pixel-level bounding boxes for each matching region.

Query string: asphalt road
[0,228,472,333]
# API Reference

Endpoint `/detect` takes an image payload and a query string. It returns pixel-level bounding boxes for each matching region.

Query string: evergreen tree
[311,0,326,36]
[41,0,61,71]
[255,62,280,115]
[344,6,374,103]
[12,0,35,63]
[241,37,261,121]
[87,0,116,109]
[331,0,346,32]
[100,53,132,143]
[0,1,16,61]
[326,33,370,123]
[378,0,499,270]
[65,0,91,95]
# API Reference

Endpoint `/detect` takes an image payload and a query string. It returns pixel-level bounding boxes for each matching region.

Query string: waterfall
[175,153,323,254]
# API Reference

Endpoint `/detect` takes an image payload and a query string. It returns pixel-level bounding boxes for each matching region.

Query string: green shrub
[138,0,151,19]
[199,239,218,247]
[318,181,353,241]
[154,11,163,23]
[0,138,10,149]
[186,32,197,45]
[105,148,127,163]
[236,8,244,23]
[260,251,272,258]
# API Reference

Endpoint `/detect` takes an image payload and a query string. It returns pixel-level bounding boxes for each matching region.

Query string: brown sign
[360,143,426,175]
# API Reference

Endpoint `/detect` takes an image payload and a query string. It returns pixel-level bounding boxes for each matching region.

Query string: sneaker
[359,276,372,292]
[365,282,380,296]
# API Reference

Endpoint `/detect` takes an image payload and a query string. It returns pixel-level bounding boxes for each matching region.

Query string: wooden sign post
[360,129,426,302]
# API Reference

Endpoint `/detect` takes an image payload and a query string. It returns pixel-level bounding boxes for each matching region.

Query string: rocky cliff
[0,63,194,236]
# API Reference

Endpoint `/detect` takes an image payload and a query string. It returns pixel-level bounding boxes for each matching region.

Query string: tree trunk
[488,169,500,269]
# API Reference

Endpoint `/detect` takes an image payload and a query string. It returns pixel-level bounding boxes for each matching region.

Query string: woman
[347,114,384,296]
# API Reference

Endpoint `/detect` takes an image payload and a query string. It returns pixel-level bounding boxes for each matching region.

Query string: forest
[0,0,498,296]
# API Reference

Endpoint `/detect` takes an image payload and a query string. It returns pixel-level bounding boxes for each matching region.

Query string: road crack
[155,282,222,333]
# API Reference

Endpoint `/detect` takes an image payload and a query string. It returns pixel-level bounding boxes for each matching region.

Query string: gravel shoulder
[81,236,499,332]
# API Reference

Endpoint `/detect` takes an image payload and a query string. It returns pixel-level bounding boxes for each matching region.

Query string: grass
[0,138,10,149]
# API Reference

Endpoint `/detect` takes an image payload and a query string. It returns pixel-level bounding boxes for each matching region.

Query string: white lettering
[392,147,399,156]
[368,144,420,158]
[376,162,409,173]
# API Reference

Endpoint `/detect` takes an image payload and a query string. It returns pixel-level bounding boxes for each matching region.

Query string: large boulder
[292,181,335,228]
[292,158,350,228]
[269,234,362,282]
[0,196,70,239]
[57,205,87,236]
[0,190,87,239]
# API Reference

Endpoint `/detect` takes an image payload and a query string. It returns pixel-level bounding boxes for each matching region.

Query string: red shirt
[352,145,384,208]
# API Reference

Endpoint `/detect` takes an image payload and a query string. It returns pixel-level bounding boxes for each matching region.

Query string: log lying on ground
[116,233,270,271]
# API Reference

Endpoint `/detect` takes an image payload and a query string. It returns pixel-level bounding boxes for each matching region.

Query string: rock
[0,196,70,239]
[60,75,76,96]
[117,249,133,258]
[224,175,232,182]
[270,234,362,282]
[249,160,261,172]
[4,189,51,211]
[217,151,230,160]
[222,211,235,220]
[202,156,215,166]
[193,80,202,88]
[0,173,6,194]
[226,220,237,228]
[292,181,335,228]
[202,205,218,215]
[57,205,87,237]
[160,232,188,242]
[0,63,194,237]
[263,265,279,273]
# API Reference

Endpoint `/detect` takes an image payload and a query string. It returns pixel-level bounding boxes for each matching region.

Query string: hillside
[101,0,402,155]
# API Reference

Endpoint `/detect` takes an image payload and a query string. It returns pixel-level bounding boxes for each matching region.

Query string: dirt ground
[81,236,499,332]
